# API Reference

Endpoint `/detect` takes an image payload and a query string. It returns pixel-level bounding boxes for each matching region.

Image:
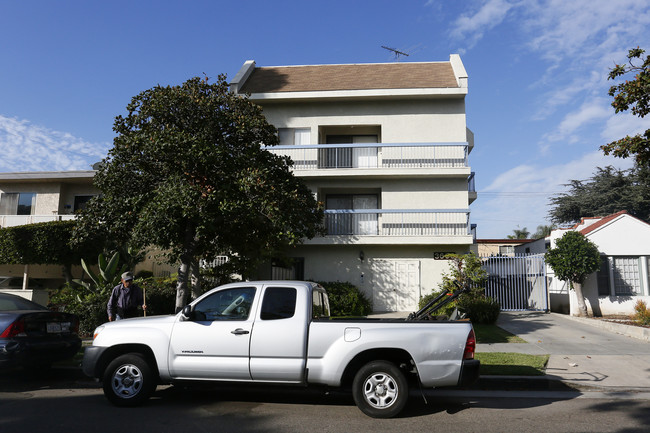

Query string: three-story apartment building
[230,55,476,312]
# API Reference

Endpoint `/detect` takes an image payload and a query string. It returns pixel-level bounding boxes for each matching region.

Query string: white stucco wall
[260,98,468,143]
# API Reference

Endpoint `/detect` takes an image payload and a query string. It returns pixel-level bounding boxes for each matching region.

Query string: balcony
[0,214,76,228]
[265,143,469,172]
[468,172,477,204]
[306,209,472,245]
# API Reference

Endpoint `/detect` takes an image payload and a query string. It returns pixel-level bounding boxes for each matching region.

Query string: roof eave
[248,87,467,102]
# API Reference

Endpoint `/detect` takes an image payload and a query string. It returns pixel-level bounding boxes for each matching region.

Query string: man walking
[107,272,146,321]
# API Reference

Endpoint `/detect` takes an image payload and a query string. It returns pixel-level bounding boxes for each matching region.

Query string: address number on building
[433,252,453,260]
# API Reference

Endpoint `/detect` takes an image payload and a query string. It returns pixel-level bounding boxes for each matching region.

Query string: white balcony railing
[323,209,471,237]
[265,143,469,170]
[0,214,76,228]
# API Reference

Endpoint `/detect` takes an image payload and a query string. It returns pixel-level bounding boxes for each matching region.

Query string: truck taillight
[463,328,476,360]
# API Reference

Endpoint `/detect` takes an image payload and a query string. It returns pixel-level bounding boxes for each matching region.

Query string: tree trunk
[175,261,190,313]
[175,224,197,313]
[572,281,589,317]
[62,264,73,286]
[190,258,202,300]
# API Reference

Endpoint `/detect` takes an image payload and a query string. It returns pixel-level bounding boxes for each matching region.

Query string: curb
[473,375,650,393]
[555,313,650,342]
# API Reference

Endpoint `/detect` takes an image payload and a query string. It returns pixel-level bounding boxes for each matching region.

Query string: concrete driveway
[477,311,650,390]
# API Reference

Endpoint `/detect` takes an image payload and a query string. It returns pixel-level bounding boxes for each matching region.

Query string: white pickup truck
[83,280,479,418]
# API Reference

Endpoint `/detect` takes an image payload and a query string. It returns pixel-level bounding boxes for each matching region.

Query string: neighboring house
[522,211,650,316]
[230,55,476,312]
[475,238,536,257]
[0,171,99,302]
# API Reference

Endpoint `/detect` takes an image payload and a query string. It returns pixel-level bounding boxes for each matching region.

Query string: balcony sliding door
[322,135,378,169]
[325,194,378,235]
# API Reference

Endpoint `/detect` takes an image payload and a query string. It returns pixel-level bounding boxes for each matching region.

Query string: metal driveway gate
[480,254,548,311]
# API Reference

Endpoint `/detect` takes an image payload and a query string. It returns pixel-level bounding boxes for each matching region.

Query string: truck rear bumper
[458,359,480,387]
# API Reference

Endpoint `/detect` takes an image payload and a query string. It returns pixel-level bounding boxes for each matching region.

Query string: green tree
[601,47,650,165]
[548,165,650,224]
[507,227,530,239]
[74,76,324,311]
[545,231,600,317]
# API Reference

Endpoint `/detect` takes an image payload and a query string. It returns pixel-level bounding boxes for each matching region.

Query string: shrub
[634,300,650,326]
[50,275,178,337]
[457,296,501,324]
[138,275,177,316]
[318,281,372,317]
[418,290,457,318]
[50,284,108,337]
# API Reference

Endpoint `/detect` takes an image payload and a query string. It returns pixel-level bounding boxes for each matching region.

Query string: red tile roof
[577,210,628,235]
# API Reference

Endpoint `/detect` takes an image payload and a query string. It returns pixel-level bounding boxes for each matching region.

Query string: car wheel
[102,353,156,407]
[352,360,409,418]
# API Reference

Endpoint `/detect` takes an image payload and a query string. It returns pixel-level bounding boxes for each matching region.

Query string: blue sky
[1,0,649,238]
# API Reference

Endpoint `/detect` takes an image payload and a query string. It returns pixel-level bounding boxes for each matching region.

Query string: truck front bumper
[82,345,108,378]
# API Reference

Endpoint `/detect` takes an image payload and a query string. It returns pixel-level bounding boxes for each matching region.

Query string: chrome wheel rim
[362,372,398,409]
[111,364,143,399]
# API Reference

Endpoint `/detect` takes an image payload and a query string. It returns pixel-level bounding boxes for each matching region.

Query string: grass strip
[476,352,549,376]
[473,323,527,344]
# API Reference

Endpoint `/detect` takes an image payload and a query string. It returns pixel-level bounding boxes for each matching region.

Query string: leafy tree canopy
[545,231,600,286]
[601,47,650,165]
[548,165,650,225]
[545,231,600,317]
[74,76,324,309]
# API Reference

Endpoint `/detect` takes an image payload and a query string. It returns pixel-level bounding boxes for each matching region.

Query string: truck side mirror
[180,305,193,321]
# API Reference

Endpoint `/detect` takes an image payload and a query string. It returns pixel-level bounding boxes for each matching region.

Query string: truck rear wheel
[102,353,156,407]
[352,360,409,418]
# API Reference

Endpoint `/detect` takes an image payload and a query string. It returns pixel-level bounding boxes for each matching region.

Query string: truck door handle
[231,328,250,335]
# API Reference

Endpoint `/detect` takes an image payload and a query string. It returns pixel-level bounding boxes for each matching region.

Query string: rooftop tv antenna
[382,46,410,61]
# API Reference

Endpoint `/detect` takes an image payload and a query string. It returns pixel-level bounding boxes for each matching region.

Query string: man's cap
[122,272,134,281]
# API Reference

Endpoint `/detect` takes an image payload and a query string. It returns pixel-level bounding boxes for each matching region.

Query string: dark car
[0,292,81,369]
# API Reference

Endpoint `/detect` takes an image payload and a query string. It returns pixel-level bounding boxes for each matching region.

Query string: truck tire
[352,360,409,418]
[102,353,156,407]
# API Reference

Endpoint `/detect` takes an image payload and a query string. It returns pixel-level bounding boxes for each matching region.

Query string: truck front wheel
[102,353,156,407]
[352,360,409,418]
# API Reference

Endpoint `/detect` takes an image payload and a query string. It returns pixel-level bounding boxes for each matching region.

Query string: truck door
[168,286,257,380]
[249,285,309,382]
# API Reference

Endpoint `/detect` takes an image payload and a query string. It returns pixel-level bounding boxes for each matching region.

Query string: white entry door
[371,259,420,312]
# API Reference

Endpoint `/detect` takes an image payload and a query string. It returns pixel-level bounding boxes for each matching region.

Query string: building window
[0,192,36,215]
[612,256,641,295]
[498,245,514,256]
[271,258,304,280]
[596,256,611,296]
[279,128,310,145]
[73,195,95,212]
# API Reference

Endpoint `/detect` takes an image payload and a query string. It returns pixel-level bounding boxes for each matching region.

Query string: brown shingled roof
[239,62,458,93]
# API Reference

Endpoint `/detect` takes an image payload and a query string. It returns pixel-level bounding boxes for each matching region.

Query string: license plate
[47,322,62,333]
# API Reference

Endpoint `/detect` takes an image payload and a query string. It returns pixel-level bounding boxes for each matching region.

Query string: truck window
[192,287,256,321]
[312,290,330,319]
[260,287,296,320]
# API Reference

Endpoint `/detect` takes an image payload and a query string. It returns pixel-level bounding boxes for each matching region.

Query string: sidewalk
[477,311,650,391]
